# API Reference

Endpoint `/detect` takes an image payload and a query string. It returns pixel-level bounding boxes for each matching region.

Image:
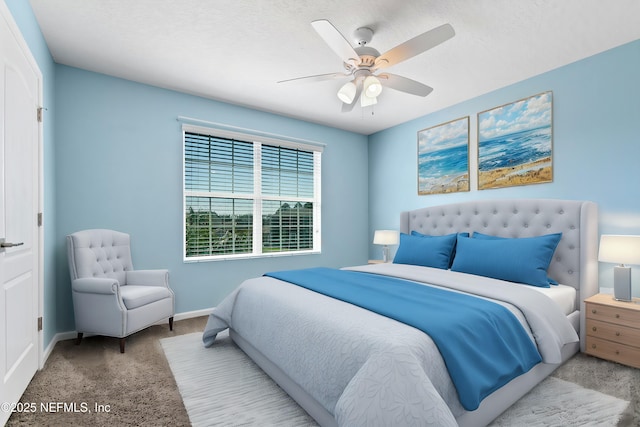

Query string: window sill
[184,249,321,263]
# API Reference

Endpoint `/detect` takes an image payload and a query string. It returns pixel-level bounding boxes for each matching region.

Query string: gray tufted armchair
[66,229,175,353]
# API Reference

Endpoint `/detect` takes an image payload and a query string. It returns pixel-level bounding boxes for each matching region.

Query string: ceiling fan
[278,19,455,112]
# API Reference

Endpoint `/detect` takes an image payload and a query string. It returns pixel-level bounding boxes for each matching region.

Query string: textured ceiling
[29,0,640,135]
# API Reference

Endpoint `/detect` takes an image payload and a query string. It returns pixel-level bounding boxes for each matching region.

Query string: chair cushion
[120,285,173,310]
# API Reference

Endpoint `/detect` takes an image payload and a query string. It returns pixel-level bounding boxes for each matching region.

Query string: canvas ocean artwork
[418,117,470,195]
[478,92,553,189]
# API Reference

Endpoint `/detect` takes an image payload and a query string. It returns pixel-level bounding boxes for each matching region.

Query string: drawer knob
[616,350,620,355]
[591,344,596,349]
[616,332,621,336]
[592,309,597,314]
[616,314,620,319]
[592,326,597,332]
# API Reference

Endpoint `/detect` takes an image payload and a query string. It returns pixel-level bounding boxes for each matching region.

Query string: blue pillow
[451,233,562,288]
[393,232,457,269]
[472,232,560,285]
[411,231,469,268]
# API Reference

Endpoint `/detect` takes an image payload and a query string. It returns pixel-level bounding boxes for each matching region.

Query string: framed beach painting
[418,116,469,195]
[477,91,553,190]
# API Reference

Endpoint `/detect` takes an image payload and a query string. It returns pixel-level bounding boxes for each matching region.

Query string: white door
[0,4,42,425]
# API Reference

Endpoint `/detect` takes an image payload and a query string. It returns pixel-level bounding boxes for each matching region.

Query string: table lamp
[373,230,399,263]
[598,235,640,302]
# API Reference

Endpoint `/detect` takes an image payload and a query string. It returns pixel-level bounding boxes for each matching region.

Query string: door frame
[0,0,44,369]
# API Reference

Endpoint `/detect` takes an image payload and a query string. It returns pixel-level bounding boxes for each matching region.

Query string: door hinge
[38,212,43,227]
[37,107,43,123]
[37,317,43,331]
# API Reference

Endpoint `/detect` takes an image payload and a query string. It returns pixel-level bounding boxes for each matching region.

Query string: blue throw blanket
[265,267,542,410]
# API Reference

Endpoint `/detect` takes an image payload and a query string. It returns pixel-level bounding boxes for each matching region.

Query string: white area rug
[490,376,628,427]
[162,332,629,427]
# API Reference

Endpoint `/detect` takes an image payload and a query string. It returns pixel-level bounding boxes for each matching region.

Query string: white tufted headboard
[400,199,599,350]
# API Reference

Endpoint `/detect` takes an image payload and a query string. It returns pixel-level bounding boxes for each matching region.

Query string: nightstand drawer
[585,335,640,369]
[586,318,640,348]
[586,302,640,328]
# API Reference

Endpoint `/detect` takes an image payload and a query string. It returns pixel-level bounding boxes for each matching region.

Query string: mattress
[531,284,577,316]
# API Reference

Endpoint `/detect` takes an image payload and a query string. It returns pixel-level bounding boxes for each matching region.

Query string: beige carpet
[6,315,639,426]
[163,332,632,427]
[6,317,204,426]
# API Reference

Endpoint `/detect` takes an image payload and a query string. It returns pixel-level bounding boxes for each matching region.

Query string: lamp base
[382,246,390,263]
[613,266,632,302]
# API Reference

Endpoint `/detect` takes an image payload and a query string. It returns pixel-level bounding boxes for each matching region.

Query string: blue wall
[53,66,369,331]
[368,39,640,294]
[7,0,640,348]
[7,0,368,344]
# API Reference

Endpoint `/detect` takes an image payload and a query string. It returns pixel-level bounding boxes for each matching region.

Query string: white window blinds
[183,125,321,261]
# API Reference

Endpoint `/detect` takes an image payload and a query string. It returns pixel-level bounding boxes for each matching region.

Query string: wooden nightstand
[584,293,640,368]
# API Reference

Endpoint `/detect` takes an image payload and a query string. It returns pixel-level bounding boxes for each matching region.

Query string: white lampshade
[363,75,382,98]
[373,230,399,246]
[337,81,356,104]
[360,92,378,107]
[598,235,640,265]
[374,229,398,263]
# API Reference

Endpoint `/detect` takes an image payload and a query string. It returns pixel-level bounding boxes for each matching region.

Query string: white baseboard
[41,307,213,368]
[42,330,76,367]
[164,307,212,323]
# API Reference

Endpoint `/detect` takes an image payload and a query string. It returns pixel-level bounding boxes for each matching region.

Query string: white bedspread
[202,263,579,426]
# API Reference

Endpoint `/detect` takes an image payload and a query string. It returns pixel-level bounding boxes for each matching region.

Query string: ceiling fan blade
[379,73,433,97]
[278,72,349,84]
[341,80,363,112]
[374,23,455,69]
[311,19,360,65]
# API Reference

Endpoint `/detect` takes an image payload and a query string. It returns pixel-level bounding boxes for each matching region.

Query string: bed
[203,198,599,426]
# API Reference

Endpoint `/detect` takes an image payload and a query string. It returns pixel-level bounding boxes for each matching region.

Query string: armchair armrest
[72,277,119,295]
[126,269,169,287]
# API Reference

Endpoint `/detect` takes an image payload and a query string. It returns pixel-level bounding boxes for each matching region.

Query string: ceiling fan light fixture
[285,19,454,113]
[360,92,378,107]
[363,75,382,98]
[337,81,357,104]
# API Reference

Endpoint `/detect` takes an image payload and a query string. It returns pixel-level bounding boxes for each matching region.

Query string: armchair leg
[76,333,83,345]
[120,338,126,354]
[169,316,174,331]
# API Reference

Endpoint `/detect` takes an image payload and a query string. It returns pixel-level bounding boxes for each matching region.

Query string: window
[183,125,322,261]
